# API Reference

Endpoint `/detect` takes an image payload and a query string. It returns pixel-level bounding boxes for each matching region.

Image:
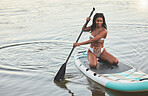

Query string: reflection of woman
[73,13,119,68]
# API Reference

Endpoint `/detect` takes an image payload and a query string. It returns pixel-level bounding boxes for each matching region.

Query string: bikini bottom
[89,46,104,57]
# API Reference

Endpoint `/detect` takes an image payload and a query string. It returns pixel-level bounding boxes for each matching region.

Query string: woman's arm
[83,26,91,32]
[73,30,107,47]
[91,30,107,42]
[83,17,91,32]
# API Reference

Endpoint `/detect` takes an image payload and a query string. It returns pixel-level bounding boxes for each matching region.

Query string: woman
[73,13,119,68]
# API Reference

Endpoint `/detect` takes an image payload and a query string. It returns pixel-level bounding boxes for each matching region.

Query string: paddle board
[74,51,148,92]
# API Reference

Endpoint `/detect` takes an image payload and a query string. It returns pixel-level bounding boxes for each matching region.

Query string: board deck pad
[80,57,133,74]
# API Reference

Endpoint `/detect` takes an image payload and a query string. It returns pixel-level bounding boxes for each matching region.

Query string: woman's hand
[73,43,80,48]
[86,17,91,21]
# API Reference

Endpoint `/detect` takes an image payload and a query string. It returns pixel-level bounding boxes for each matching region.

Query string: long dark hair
[91,13,107,32]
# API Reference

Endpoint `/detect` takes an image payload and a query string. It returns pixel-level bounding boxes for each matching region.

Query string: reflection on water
[54,78,107,96]
[54,80,74,96]
[138,0,148,8]
[87,78,106,96]
[55,77,148,96]
[0,0,148,96]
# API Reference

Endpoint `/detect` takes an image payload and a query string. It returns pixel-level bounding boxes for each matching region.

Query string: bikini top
[89,34,105,41]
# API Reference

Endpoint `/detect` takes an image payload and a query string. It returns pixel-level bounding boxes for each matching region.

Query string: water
[0,0,148,96]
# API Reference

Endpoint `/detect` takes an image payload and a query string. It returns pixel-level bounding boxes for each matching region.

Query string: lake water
[0,0,148,96]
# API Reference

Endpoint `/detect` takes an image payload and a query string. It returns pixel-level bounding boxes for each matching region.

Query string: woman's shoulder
[102,28,107,38]
[102,27,107,34]
[102,27,107,32]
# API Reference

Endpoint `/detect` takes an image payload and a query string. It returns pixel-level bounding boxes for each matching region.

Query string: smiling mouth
[96,23,101,26]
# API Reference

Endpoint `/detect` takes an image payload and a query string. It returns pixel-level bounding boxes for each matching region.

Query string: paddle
[54,7,95,82]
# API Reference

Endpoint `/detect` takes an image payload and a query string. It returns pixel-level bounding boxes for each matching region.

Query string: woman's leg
[87,50,98,68]
[99,49,119,65]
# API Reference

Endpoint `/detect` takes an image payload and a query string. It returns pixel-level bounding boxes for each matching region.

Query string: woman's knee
[89,62,98,68]
[111,59,119,65]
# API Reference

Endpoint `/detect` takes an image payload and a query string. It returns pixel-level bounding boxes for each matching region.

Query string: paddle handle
[65,8,95,64]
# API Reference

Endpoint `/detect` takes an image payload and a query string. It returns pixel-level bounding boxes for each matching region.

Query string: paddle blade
[54,63,66,82]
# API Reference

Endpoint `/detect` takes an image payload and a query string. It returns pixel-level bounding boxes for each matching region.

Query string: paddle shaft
[65,8,95,64]
[54,8,95,82]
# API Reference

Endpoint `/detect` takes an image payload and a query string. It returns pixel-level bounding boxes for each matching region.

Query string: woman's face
[96,17,103,27]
